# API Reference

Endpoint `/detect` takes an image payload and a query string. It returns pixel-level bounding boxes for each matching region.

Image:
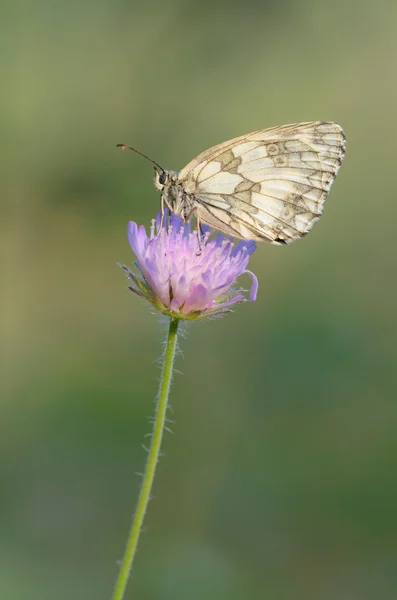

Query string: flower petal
[183,283,209,313]
[128,222,148,257]
[243,269,259,302]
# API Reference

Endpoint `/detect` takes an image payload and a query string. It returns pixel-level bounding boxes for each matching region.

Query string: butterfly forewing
[177,121,345,243]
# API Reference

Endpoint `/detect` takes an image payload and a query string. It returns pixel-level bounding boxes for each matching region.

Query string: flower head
[121,211,258,320]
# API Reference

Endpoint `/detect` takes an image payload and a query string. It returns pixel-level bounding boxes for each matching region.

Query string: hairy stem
[112,317,179,600]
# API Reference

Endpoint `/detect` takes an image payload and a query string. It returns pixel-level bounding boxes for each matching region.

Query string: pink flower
[121,211,258,320]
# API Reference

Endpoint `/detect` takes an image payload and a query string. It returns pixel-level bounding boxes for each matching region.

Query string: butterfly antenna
[117,143,164,172]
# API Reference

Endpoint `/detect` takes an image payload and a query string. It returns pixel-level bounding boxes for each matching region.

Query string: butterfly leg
[183,206,202,254]
[195,212,203,255]
[159,196,165,231]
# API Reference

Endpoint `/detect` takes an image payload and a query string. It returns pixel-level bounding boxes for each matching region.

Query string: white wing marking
[198,171,244,194]
[231,141,262,157]
[198,161,222,181]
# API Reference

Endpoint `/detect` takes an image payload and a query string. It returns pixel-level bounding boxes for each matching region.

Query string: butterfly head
[153,169,178,192]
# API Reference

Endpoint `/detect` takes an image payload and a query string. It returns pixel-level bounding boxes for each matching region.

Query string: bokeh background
[2,0,397,598]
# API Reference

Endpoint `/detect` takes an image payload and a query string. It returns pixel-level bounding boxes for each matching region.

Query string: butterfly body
[148,121,345,244]
[154,170,197,222]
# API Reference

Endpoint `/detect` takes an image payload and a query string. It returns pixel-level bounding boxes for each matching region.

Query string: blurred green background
[2,0,397,598]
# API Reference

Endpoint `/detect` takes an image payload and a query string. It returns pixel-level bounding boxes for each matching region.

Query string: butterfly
[118,121,345,245]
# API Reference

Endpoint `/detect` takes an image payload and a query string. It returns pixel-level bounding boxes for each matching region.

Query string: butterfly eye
[159,171,167,185]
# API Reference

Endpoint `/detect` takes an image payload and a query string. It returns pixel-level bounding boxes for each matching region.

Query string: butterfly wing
[177,121,346,243]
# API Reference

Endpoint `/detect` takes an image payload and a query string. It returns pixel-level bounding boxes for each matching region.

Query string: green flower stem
[112,317,179,600]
